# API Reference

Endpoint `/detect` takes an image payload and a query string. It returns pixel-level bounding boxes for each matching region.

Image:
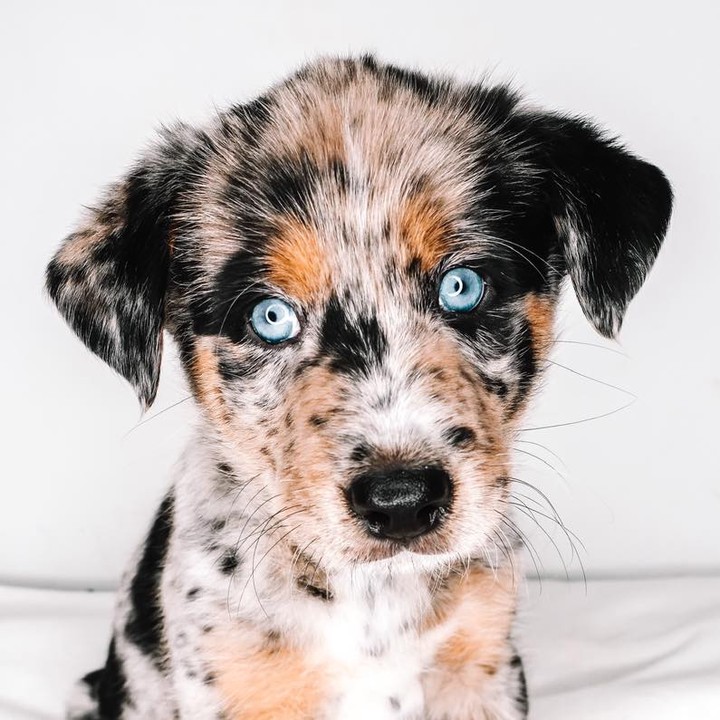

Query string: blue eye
[438,267,485,313]
[250,298,300,344]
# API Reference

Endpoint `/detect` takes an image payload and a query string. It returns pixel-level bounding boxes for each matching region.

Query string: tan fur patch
[267,217,330,302]
[297,103,346,167]
[525,293,555,359]
[190,340,230,425]
[400,190,452,273]
[212,637,328,720]
[424,564,518,700]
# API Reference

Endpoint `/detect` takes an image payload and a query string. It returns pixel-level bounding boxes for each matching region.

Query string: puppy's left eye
[438,267,485,312]
[250,298,300,344]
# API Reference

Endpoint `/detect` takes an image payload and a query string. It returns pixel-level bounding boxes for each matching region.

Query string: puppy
[47,56,672,720]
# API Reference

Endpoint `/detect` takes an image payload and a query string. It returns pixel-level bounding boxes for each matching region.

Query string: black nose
[347,466,452,541]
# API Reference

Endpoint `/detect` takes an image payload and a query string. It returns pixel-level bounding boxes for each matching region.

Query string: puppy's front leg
[423,565,527,720]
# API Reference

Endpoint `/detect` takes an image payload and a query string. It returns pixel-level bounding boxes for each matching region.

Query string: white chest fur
[292,562,454,720]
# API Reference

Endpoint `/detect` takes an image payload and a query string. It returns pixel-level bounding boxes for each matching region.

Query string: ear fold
[527,113,673,337]
[46,127,200,408]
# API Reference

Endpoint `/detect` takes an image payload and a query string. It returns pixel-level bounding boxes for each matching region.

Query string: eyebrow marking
[400,189,453,272]
[266,216,330,302]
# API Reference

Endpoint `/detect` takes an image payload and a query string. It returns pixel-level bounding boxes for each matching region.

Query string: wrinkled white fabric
[1,577,719,719]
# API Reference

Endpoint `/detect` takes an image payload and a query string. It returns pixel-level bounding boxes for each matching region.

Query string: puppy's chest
[293,574,449,720]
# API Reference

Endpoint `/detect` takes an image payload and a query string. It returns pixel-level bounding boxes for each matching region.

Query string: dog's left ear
[46,127,201,408]
[526,112,673,337]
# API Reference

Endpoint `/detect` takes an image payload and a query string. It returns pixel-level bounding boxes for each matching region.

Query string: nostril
[347,465,452,541]
[364,511,389,535]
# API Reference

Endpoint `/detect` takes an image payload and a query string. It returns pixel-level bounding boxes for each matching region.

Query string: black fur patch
[444,426,476,448]
[350,443,372,463]
[46,128,210,407]
[261,153,319,219]
[219,548,239,575]
[297,577,333,601]
[125,492,174,666]
[82,637,130,720]
[320,296,387,375]
[522,111,673,336]
[510,653,529,716]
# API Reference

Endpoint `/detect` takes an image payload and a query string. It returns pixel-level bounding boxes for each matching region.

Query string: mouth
[354,524,454,563]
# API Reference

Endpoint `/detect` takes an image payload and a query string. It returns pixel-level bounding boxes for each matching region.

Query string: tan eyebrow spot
[266,216,331,302]
[400,190,453,272]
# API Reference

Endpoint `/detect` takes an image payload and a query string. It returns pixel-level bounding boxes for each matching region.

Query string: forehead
[186,58,546,322]
[199,63,488,281]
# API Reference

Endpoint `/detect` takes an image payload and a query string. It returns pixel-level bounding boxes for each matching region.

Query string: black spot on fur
[320,296,387,375]
[297,578,333,601]
[510,653,529,716]
[81,638,130,719]
[508,319,536,413]
[389,696,401,711]
[262,153,318,219]
[350,443,371,463]
[186,587,201,600]
[328,157,350,193]
[309,414,328,427]
[480,373,510,399]
[210,518,226,533]
[225,95,275,147]
[219,548,239,575]
[381,63,443,106]
[445,426,476,448]
[125,492,174,666]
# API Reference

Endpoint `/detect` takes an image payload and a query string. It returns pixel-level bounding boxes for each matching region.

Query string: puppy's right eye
[250,298,301,344]
[438,267,485,313]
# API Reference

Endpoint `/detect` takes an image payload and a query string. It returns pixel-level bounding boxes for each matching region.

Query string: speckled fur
[49,56,672,720]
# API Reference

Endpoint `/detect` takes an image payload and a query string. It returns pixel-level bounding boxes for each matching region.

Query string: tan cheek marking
[414,335,509,452]
[279,366,345,498]
[426,565,517,692]
[190,341,231,425]
[399,191,452,273]
[212,640,329,720]
[267,217,331,303]
[525,293,555,360]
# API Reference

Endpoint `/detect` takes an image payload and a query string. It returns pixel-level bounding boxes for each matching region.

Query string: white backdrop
[1,0,718,589]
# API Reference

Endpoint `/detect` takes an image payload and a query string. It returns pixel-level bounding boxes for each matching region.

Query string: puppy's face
[47,57,672,571]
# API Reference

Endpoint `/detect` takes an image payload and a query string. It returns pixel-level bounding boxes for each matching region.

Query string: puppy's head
[47,57,672,571]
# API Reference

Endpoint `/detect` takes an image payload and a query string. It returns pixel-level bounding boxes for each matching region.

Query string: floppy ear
[46,128,198,408]
[528,113,673,337]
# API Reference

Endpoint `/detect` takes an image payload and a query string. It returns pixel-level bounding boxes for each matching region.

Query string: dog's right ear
[46,126,205,408]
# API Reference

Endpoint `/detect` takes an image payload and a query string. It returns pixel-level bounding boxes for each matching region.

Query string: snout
[346,466,452,541]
